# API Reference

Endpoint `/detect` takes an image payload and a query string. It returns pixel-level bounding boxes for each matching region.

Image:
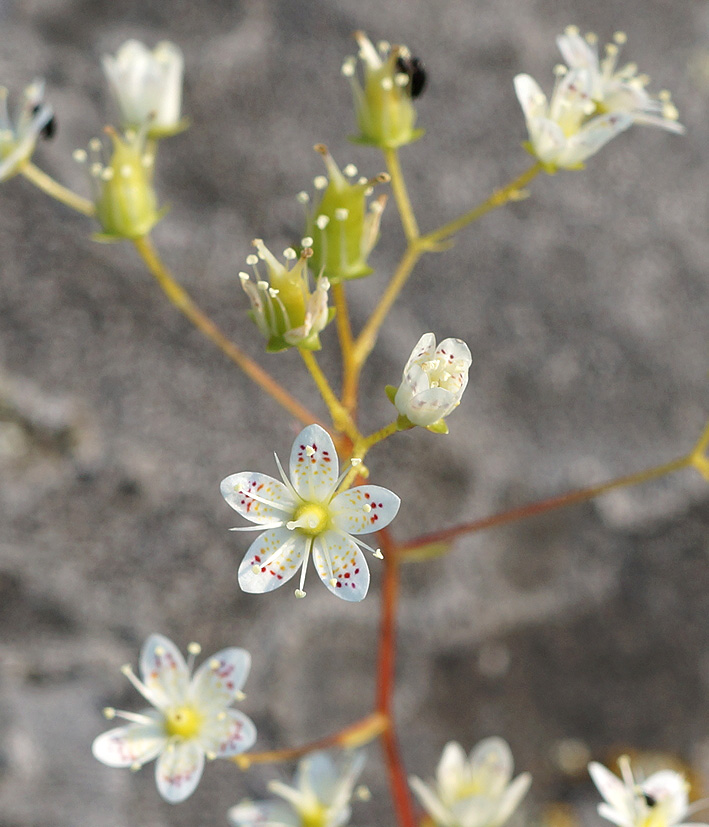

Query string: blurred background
[1,0,709,825]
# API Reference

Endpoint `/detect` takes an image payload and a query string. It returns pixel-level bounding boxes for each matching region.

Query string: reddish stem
[376,529,418,827]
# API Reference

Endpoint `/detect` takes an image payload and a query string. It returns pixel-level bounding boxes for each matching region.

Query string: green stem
[298,348,359,441]
[383,147,419,242]
[20,160,95,216]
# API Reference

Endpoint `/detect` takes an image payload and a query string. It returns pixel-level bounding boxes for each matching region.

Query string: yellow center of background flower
[165,706,203,739]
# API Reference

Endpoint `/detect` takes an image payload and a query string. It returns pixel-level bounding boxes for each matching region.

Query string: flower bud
[342,32,424,149]
[391,333,472,430]
[239,240,335,352]
[75,127,165,241]
[0,79,54,181]
[303,144,388,283]
[102,40,187,139]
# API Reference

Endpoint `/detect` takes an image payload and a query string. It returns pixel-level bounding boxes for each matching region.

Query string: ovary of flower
[589,757,707,827]
[410,737,532,827]
[228,750,366,827]
[102,40,185,137]
[220,424,400,602]
[394,333,472,428]
[514,28,684,170]
[92,633,256,803]
[0,80,54,181]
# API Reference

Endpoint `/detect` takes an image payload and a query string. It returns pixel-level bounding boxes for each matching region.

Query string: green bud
[76,127,165,242]
[303,144,388,283]
[342,32,424,149]
[239,239,335,352]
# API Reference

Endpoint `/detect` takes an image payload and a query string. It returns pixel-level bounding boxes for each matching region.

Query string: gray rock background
[1,0,709,825]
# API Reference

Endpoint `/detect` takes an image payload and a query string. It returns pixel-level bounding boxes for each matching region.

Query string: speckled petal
[403,333,437,372]
[228,800,300,827]
[221,472,295,526]
[155,740,205,803]
[331,485,400,535]
[189,648,251,708]
[407,387,457,426]
[314,531,370,601]
[238,527,307,593]
[92,722,167,768]
[566,112,633,163]
[289,424,339,501]
[197,708,257,758]
[140,634,190,708]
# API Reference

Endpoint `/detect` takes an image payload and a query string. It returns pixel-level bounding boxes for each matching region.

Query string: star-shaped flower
[589,756,708,827]
[409,738,531,827]
[92,633,256,803]
[221,424,400,602]
[228,750,366,827]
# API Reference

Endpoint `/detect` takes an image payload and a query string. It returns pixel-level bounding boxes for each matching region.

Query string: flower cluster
[515,27,683,170]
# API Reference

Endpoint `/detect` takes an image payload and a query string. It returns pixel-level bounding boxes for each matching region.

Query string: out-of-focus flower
[228,750,366,827]
[300,144,388,283]
[410,738,531,827]
[102,40,186,138]
[392,333,472,431]
[342,31,424,149]
[589,756,707,827]
[92,633,256,803]
[0,80,54,181]
[221,423,400,601]
[240,239,334,352]
[514,27,684,171]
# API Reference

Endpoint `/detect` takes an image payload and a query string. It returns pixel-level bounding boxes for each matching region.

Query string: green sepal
[327,264,374,285]
[92,205,170,243]
[385,385,398,404]
[396,414,414,431]
[425,419,449,435]
[348,128,425,150]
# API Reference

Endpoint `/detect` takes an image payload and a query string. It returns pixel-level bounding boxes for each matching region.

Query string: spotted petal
[189,647,251,708]
[408,387,458,426]
[92,722,167,768]
[197,708,257,758]
[155,740,205,803]
[140,633,190,708]
[567,112,633,164]
[331,485,400,535]
[289,424,339,501]
[403,332,437,372]
[314,531,370,602]
[238,527,307,594]
[221,472,295,527]
[228,800,300,827]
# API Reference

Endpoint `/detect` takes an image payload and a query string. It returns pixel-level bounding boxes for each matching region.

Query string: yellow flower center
[165,706,203,739]
[290,502,331,536]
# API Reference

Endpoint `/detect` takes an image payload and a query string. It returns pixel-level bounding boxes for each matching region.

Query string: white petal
[468,737,514,798]
[92,723,167,768]
[598,803,634,827]
[513,74,548,121]
[556,33,598,71]
[314,531,370,601]
[140,633,190,708]
[296,751,340,801]
[493,772,532,827]
[565,111,633,164]
[238,527,307,593]
[331,485,401,535]
[289,424,339,501]
[643,771,689,824]
[155,741,205,803]
[589,762,634,821]
[437,741,468,800]
[407,387,458,426]
[404,333,437,372]
[228,800,299,827]
[221,472,295,526]
[435,338,473,370]
[198,709,257,758]
[527,116,567,165]
[410,776,457,827]
[189,648,251,708]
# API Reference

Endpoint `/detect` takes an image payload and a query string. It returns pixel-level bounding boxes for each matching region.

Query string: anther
[329,578,338,587]
[585,32,598,45]
[316,215,330,229]
[236,690,246,701]
[363,503,372,513]
[351,457,362,465]
[154,646,165,656]
[238,272,250,282]
[296,190,310,203]
[100,168,114,181]
[565,25,579,37]
[210,658,221,670]
[283,247,297,260]
[89,137,102,152]
[305,445,316,457]
[373,549,384,559]
[130,762,141,772]
[72,148,87,163]
[341,57,356,77]
[217,711,227,721]
[206,751,217,760]
[343,163,358,177]
[246,254,259,266]
[187,642,201,655]
[395,73,410,87]
[355,785,372,801]
[251,564,260,574]
[381,77,394,91]
[659,90,672,101]
[90,162,102,177]
[313,175,328,190]
[120,664,133,676]
[268,288,279,298]
[334,208,349,221]
[377,40,391,54]
[613,31,627,45]
[301,236,314,247]
[103,706,116,719]
[120,164,132,178]
[294,588,306,599]
[553,64,568,77]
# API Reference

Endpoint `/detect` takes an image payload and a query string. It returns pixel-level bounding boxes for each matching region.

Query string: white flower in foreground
[589,756,708,827]
[102,39,186,137]
[92,633,256,803]
[228,750,365,827]
[514,27,684,170]
[0,80,54,181]
[221,424,400,602]
[393,333,472,430]
[410,738,532,827]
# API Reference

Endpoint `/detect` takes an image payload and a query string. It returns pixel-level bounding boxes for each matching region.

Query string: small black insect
[395,54,427,99]
[643,792,657,808]
[32,103,57,140]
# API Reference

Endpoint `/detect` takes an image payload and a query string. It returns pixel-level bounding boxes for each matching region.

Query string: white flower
[589,756,708,827]
[221,424,400,602]
[394,333,472,429]
[0,80,54,181]
[410,738,532,827]
[514,28,684,170]
[228,750,365,827]
[92,633,256,803]
[102,40,185,137]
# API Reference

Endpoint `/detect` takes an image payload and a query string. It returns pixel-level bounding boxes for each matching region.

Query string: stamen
[341,57,356,77]
[245,254,259,266]
[186,642,201,673]
[206,751,217,760]
[235,690,246,701]
[381,77,394,91]
[273,452,299,500]
[305,445,316,457]
[613,31,627,45]
[88,137,102,152]
[283,247,297,260]
[101,168,114,181]
[301,236,314,247]
[120,664,152,700]
[313,175,328,190]
[107,708,157,725]
[334,208,349,221]
[296,190,310,203]
[103,706,116,719]
[297,539,313,595]
[343,163,358,177]
[210,658,221,670]
[294,588,306,598]
[565,25,580,37]
[130,761,141,772]
[72,148,87,163]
